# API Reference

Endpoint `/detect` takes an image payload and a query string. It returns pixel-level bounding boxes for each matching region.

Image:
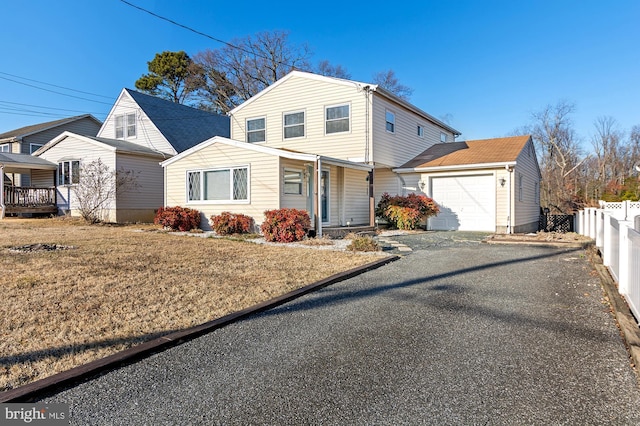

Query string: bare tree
[372,69,413,100]
[194,30,312,113]
[530,101,583,212]
[73,159,139,224]
[591,116,625,199]
[315,60,351,79]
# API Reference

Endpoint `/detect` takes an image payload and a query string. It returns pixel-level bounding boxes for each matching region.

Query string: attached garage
[429,174,496,231]
[392,136,542,234]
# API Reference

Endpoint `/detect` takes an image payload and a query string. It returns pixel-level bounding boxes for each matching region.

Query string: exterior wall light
[499,177,506,187]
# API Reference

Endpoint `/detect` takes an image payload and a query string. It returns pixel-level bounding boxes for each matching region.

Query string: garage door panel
[429,175,495,232]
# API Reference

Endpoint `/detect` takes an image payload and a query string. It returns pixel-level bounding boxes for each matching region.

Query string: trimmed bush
[211,212,254,235]
[376,192,439,230]
[154,206,201,231]
[261,208,311,243]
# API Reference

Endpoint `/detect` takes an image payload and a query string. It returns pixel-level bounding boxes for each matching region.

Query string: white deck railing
[577,203,640,323]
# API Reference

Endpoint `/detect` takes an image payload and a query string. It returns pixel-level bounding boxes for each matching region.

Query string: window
[518,173,524,202]
[325,104,349,134]
[247,118,266,143]
[115,113,136,139]
[283,169,303,195]
[187,166,249,202]
[283,111,305,139]
[58,160,80,185]
[0,144,10,153]
[30,144,44,154]
[385,110,395,133]
[440,132,447,143]
[417,125,424,138]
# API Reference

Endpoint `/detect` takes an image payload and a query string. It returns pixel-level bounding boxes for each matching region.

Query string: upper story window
[115,113,136,139]
[247,117,266,143]
[283,111,305,139]
[417,125,424,138]
[440,132,447,143]
[188,166,249,202]
[0,144,10,153]
[58,160,80,185]
[325,104,350,134]
[385,110,395,133]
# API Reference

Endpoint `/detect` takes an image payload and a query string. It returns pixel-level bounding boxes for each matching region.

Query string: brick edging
[1,255,399,403]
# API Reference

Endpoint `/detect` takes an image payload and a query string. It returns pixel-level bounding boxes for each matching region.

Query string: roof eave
[394,161,517,173]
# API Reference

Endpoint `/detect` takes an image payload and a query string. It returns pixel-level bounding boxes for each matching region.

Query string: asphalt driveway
[42,236,640,424]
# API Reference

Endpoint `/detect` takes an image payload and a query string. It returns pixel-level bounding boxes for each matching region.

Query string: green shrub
[346,235,380,252]
[261,208,311,243]
[154,206,201,231]
[211,212,254,235]
[375,193,439,230]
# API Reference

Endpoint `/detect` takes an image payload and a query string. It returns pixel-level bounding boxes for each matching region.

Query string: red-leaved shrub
[375,193,439,230]
[261,208,311,243]
[154,206,201,231]
[210,212,254,235]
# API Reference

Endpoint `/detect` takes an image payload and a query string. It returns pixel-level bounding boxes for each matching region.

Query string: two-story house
[162,71,461,234]
[162,70,541,234]
[34,89,230,222]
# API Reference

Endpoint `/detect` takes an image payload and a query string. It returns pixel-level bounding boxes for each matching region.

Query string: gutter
[394,161,517,174]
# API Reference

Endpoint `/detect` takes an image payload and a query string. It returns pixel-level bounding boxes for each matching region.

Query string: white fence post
[618,221,632,295]
[603,212,612,267]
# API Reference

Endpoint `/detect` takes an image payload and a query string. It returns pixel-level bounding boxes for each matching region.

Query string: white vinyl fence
[577,200,640,322]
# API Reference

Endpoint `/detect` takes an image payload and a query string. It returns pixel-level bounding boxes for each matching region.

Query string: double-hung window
[325,104,349,134]
[247,118,266,143]
[58,160,80,185]
[115,113,136,139]
[283,111,305,139]
[0,144,10,153]
[417,125,424,138]
[283,169,303,195]
[385,110,395,133]
[188,166,249,202]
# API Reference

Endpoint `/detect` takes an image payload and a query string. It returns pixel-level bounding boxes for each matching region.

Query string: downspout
[316,156,323,238]
[0,164,5,220]
[506,165,513,234]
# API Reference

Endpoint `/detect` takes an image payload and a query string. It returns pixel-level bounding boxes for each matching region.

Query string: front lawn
[0,218,374,391]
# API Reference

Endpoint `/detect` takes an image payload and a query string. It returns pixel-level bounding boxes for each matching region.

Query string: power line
[0,75,113,105]
[0,100,108,116]
[0,72,113,99]
[118,0,298,69]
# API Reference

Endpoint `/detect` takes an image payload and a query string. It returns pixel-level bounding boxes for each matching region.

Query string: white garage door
[429,175,496,231]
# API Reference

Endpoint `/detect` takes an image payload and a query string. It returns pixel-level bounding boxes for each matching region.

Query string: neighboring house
[0,114,102,186]
[394,135,541,233]
[162,70,466,233]
[31,88,230,222]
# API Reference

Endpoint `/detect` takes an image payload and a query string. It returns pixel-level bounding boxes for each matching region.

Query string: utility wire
[118,0,298,69]
[0,72,113,99]
[0,75,113,105]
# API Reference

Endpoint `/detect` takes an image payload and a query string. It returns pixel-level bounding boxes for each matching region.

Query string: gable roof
[161,136,372,172]
[229,70,461,136]
[0,114,102,143]
[34,131,170,159]
[396,135,533,171]
[123,89,230,153]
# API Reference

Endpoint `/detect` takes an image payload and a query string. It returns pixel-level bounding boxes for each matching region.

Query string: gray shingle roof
[0,152,57,169]
[0,114,101,141]
[125,89,230,153]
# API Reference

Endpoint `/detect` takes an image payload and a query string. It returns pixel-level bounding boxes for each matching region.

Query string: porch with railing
[2,185,58,214]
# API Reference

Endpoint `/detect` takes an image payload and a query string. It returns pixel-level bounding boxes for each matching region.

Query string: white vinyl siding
[372,96,454,167]
[512,139,542,232]
[343,167,370,225]
[114,153,164,222]
[230,75,367,161]
[18,116,101,154]
[98,91,176,155]
[247,117,266,143]
[283,111,305,139]
[164,142,280,229]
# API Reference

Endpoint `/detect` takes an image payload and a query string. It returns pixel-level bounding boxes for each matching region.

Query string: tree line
[521,101,639,212]
[134,30,412,114]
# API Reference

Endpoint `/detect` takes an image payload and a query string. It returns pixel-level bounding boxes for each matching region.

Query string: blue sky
[2,0,638,151]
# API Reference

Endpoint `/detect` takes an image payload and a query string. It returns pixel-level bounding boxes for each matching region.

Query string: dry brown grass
[0,218,375,392]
